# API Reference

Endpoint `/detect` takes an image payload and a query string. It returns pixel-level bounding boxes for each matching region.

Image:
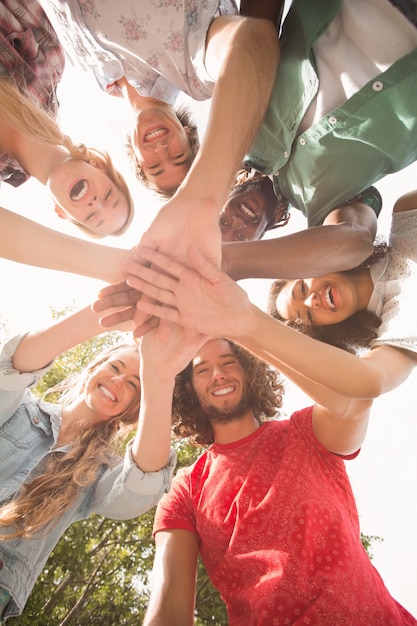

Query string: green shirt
[247,0,417,225]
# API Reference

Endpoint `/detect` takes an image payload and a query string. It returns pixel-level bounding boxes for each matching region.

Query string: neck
[58,400,91,446]
[351,267,375,310]
[116,77,169,113]
[212,412,260,445]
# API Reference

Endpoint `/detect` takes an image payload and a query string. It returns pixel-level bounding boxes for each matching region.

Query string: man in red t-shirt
[143,336,416,626]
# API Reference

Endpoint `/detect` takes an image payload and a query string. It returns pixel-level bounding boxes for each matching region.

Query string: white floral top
[39,0,237,104]
[371,208,417,355]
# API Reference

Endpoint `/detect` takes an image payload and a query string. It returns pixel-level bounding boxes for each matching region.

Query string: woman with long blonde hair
[0,0,133,238]
[0,301,186,621]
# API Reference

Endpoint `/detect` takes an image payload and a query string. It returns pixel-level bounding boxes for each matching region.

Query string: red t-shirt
[154,407,416,625]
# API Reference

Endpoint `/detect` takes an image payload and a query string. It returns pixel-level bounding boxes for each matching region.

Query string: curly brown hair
[126,106,200,197]
[267,242,388,354]
[172,339,284,446]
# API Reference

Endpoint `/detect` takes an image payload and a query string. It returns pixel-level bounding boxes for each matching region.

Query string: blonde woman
[0,0,133,237]
[0,301,206,621]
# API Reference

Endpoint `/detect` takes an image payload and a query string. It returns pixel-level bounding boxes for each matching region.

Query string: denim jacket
[0,334,176,620]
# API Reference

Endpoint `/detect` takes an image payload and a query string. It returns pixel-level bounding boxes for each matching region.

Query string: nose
[112,372,127,386]
[154,142,168,155]
[212,365,226,383]
[304,292,319,310]
[88,195,98,207]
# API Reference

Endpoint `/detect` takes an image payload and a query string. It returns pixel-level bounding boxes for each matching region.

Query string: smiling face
[190,339,251,422]
[131,104,193,192]
[220,175,288,242]
[83,347,140,424]
[274,273,369,327]
[48,158,131,236]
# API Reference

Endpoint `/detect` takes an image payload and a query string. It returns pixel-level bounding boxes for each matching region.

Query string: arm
[221,202,378,280]
[11,303,133,373]
[240,0,285,27]
[131,321,208,472]
[138,15,280,268]
[144,530,198,626]
[0,207,127,282]
[117,247,416,399]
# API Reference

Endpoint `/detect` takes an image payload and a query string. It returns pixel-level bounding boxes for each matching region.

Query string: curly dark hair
[267,243,388,354]
[126,106,200,197]
[172,339,285,446]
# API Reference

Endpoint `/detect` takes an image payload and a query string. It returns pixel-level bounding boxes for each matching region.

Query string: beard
[199,388,252,425]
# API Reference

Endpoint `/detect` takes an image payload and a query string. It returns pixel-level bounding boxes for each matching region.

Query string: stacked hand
[93,245,252,340]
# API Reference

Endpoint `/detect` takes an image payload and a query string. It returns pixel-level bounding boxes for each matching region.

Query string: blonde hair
[0,77,134,236]
[0,344,140,539]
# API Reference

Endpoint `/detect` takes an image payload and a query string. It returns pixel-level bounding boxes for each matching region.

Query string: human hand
[139,319,209,382]
[138,193,222,268]
[121,245,253,339]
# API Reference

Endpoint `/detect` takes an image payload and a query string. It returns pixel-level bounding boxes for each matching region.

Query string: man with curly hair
[141,332,415,625]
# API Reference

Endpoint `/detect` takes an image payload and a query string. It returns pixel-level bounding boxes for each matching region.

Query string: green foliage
[360,531,383,561]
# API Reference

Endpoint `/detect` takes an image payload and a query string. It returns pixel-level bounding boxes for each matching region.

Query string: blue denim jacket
[0,334,176,620]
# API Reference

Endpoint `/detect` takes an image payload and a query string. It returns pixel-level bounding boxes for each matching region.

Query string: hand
[140,319,209,382]
[122,245,253,339]
[138,192,222,268]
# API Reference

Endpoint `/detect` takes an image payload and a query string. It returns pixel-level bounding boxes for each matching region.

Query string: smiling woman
[0,0,134,238]
[0,303,176,621]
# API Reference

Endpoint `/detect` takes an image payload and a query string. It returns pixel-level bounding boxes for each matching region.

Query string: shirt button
[372,80,383,91]
[299,138,306,146]
[329,116,337,125]
[283,151,288,158]
[33,417,40,424]
[274,170,279,176]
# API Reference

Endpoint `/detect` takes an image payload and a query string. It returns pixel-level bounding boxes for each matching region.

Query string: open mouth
[235,201,258,223]
[144,127,168,142]
[98,384,116,402]
[70,179,88,201]
[324,285,336,310]
[212,385,235,396]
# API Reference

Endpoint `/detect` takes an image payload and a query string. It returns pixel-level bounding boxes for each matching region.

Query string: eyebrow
[115,359,140,382]
[193,352,236,369]
[150,158,191,178]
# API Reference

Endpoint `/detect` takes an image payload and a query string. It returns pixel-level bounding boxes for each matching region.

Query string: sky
[1,53,417,615]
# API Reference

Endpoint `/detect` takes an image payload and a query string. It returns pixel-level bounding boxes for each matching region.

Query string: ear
[89,158,106,171]
[54,204,68,220]
[185,380,194,395]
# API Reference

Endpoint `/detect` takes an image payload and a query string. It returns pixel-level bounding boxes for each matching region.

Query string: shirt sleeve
[0,334,53,424]
[152,466,197,536]
[87,443,177,520]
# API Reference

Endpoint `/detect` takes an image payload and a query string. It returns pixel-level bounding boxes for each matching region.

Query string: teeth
[70,179,88,201]
[239,202,255,218]
[145,128,167,141]
[325,286,335,310]
[99,384,116,401]
[213,386,234,396]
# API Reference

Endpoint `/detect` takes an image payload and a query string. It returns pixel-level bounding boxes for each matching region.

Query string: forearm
[180,16,279,208]
[237,305,405,399]
[240,0,285,26]
[222,222,375,280]
[1,207,127,283]
[12,306,108,372]
[131,370,175,472]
